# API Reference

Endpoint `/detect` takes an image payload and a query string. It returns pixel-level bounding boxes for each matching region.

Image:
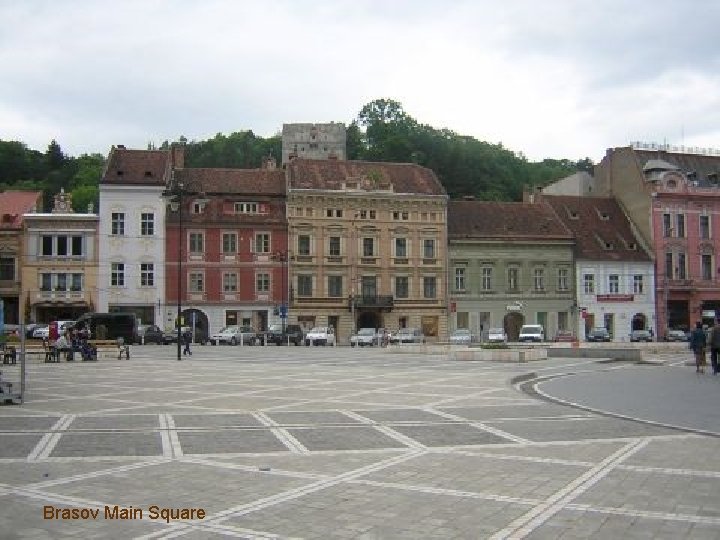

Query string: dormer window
[192,202,204,214]
[604,242,613,250]
[600,212,610,220]
[144,171,152,178]
[235,202,258,214]
[566,207,579,220]
[116,170,124,176]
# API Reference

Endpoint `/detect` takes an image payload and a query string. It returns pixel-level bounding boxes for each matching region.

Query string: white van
[519,324,545,342]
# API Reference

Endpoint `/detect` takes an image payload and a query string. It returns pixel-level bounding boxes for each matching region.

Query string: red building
[164,159,287,336]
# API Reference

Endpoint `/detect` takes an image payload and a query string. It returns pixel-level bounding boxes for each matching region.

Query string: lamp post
[273,250,288,335]
[163,178,184,361]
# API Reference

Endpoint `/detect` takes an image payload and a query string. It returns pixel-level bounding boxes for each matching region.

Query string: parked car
[449,328,472,345]
[389,327,425,344]
[554,330,576,342]
[665,329,688,342]
[487,327,507,343]
[305,326,335,346]
[350,328,378,347]
[210,325,258,345]
[32,324,49,339]
[518,324,545,343]
[139,324,164,344]
[163,326,209,345]
[25,323,41,339]
[586,327,611,342]
[630,329,653,342]
[264,324,304,345]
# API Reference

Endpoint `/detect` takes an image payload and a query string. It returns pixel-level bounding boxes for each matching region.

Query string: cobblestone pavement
[0,345,718,539]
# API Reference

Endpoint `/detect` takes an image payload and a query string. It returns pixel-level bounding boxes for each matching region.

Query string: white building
[97,145,180,326]
[543,195,656,340]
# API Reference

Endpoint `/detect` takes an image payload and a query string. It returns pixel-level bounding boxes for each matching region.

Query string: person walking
[710,322,720,375]
[182,329,192,356]
[689,321,707,374]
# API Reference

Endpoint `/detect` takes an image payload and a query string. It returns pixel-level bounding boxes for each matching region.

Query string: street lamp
[272,250,289,336]
[162,177,185,361]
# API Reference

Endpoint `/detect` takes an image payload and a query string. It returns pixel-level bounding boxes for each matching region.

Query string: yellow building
[286,158,448,343]
[21,190,99,323]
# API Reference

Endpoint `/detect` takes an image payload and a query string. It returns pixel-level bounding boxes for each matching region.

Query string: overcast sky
[1,0,719,162]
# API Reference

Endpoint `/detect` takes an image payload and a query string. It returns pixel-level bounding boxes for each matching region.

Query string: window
[609,274,619,293]
[702,254,713,280]
[255,233,270,253]
[223,273,238,293]
[326,209,342,218]
[423,239,435,258]
[455,267,466,291]
[328,275,342,297]
[71,236,82,256]
[557,268,569,291]
[111,212,125,235]
[508,267,519,291]
[423,276,437,298]
[111,263,125,287]
[42,236,52,256]
[140,263,154,287]
[297,275,312,296]
[662,213,672,237]
[298,235,310,255]
[633,275,644,294]
[189,232,204,253]
[189,272,204,293]
[677,214,685,238]
[481,267,492,291]
[395,238,407,258]
[192,202,204,214]
[677,253,687,279]
[328,236,340,256]
[235,202,258,214]
[57,236,67,256]
[533,268,545,291]
[0,257,14,281]
[583,273,595,294]
[700,215,711,240]
[395,276,409,298]
[141,213,154,236]
[256,273,270,293]
[56,273,67,291]
[369,210,376,219]
[71,273,82,291]
[393,211,409,220]
[362,238,374,257]
[665,252,673,279]
[222,233,237,254]
[40,273,52,291]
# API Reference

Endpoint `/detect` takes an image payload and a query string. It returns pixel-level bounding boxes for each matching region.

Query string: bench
[90,339,130,360]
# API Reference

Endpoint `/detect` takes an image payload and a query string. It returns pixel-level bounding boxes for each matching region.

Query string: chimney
[171,143,185,169]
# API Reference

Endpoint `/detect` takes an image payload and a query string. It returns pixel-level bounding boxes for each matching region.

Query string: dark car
[265,324,304,346]
[630,329,653,342]
[587,327,611,342]
[163,326,208,345]
[139,324,164,344]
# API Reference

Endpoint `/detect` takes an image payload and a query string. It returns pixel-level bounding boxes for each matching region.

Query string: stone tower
[281,123,346,165]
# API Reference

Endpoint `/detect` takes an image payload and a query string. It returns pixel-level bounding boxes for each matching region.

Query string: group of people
[688,321,720,375]
[52,326,96,361]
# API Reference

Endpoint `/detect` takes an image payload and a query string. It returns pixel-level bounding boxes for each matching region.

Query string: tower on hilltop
[281,123,346,165]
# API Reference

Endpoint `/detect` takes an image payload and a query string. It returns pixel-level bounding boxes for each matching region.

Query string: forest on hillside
[0,99,593,211]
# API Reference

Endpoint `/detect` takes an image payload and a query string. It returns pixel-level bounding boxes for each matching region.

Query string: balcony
[350,294,394,311]
[360,257,378,265]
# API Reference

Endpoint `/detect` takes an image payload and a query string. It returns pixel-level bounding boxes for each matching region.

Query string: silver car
[449,329,472,345]
[487,327,507,343]
[350,328,377,347]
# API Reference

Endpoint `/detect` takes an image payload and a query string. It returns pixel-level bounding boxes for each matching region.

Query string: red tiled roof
[101,148,169,185]
[175,168,286,195]
[287,158,446,196]
[543,195,651,261]
[448,200,572,239]
[0,191,43,228]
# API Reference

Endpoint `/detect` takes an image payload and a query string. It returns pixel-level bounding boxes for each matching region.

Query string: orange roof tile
[0,191,43,228]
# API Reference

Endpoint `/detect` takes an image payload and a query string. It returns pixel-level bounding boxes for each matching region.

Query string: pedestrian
[182,329,192,356]
[689,321,707,374]
[710,322,720,375]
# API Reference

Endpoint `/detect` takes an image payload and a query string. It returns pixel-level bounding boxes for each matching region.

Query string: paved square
[0,345,718,539]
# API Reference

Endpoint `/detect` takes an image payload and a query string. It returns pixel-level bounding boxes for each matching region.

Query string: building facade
[98,145,176,325]
[448,200,575,341]
[21,190,99,323]
[0,191,43,325]
[281,123,346,165]
[286,158,448,342]
[596,144,720,333]
[164,162,288,336]
[541,194,656,340]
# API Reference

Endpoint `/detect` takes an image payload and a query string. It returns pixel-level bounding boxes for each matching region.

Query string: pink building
[596,145,720,333]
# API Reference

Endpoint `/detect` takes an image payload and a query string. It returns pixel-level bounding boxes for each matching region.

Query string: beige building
[286,158,449,343]
[21,190,99,323]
